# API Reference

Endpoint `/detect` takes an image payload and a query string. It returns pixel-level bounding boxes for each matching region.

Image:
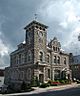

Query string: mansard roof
[60,51,69,56]
[24,20,48,29]
[72,55,80,64]
[10,43,25,55]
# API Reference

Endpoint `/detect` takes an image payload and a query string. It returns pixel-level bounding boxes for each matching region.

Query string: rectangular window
[48,69,50,78]
[64,58,66,64]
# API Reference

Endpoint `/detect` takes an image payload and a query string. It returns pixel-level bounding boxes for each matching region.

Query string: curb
[2,83,80,96]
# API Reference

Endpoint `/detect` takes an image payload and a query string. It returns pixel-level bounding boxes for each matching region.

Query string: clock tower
[24,20,48,64]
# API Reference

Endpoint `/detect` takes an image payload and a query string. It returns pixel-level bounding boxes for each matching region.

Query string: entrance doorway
[61,71,66,79]
[39,74,44,83]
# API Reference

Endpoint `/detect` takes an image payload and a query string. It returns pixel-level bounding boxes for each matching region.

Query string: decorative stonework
[4,20,72,88]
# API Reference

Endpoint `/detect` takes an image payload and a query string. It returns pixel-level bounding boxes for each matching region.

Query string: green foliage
[65,79,71,84]
[57,79,71,84]
[48,80,52,84]
[59,80,65,84]
[31,76,40,87]
[39,83,49,88]
[48,79,71,86]
[21,81,31,91]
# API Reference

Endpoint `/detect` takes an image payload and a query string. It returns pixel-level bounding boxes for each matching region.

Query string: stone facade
[5,20,71,88]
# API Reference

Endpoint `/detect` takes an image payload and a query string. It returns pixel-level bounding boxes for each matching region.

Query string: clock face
[38,31,43,43]
[38,31,43,38]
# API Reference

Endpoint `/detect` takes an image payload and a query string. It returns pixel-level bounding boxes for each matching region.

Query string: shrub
[21,81,31,91]
[59,80,65,84]
[31,76,40,87]
[65,79,71,84]
[59,79,71,84]
[39,83,49,88]
[48,80,52,85]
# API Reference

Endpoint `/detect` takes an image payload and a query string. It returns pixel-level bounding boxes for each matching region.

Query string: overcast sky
[0,0,80,68]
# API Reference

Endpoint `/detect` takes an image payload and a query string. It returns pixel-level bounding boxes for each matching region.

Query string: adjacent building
[0,69,4,87]
[69,54,80,80]
[5,20,72,88]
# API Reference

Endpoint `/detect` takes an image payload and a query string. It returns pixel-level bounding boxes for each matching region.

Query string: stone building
[0,69,4,87]
[5,20,71,88]
[69,54,80,80]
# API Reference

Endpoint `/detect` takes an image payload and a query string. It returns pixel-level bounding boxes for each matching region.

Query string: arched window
[27,68,31,80]
[20,71,24,80]
[19,54,21,64]
[21,53,25,64]
[64,58,66,64]
[54,56,57,63]
[39,52,43,62]
[53,46,55,51]
[48,69,50,78]
[27,50,32,62]
[25,52,27,62]
[57,56,60,64]
[16,55,19,64]
[47,54,50,63]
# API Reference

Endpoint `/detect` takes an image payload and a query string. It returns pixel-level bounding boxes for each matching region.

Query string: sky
[0,0,80,68]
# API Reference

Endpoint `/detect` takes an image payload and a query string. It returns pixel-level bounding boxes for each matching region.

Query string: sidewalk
[1,83,80,96]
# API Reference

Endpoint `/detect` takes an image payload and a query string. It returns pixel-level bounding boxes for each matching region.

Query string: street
[20,86,80,96]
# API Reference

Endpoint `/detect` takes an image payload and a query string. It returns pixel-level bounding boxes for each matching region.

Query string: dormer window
[57,56,60,64]
[53,46,55,51]
[58,48,60,52]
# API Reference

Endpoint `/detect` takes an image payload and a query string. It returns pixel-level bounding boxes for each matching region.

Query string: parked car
[0,84,8,93]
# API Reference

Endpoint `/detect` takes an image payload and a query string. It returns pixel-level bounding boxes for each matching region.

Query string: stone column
[52,69,54,80]
[44,67,45,82]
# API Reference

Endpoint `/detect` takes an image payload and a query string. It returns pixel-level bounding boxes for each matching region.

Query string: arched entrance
[54,70,60,80]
